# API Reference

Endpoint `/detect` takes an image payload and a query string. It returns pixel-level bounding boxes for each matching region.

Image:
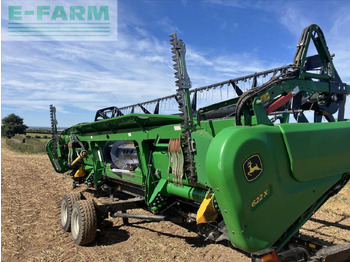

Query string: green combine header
[47,25,350,261]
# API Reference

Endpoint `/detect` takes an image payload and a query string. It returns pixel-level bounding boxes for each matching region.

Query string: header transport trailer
[47,25,350,261]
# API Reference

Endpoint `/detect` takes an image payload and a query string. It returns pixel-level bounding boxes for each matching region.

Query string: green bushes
[26,128,51,134]
[26,132,51,141]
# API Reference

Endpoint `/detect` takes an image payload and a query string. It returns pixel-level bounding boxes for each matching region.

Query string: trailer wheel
[61,192,81,232]
[71,200,97,245]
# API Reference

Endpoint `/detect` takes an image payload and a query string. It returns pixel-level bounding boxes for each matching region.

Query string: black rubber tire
[71,200,97,245]
[61,192,81,232]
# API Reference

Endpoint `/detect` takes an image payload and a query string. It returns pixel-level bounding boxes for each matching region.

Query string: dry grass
[1,141,349,261]
[5,135,47,154]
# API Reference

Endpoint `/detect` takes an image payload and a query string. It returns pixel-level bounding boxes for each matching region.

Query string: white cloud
[277,4,312,37]
[156,16,182,34]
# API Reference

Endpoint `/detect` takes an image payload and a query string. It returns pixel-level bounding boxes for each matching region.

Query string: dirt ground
[1,142,350,261]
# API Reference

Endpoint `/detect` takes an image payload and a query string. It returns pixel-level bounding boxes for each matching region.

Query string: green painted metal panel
[206,124,346,252]
[279,121,350,182]
[71,114,182,133]
[45,140,69,173]
[152,151,172,181]
[200,118,236,137]
[192,130,213,187]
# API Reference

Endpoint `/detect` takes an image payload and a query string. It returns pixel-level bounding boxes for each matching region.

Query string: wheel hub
[71,208,80,240]
[61,201,68,226]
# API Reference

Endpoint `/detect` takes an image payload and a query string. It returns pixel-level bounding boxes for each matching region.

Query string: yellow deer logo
[243,154,263,182]
[247,160,262,176]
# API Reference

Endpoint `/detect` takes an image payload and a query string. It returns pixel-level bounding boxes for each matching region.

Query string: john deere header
[47,25,350,259]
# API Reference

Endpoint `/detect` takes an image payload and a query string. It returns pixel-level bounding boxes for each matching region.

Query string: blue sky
[2,0,350,127]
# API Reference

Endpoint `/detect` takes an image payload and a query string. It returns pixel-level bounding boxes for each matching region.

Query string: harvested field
[1,141,350,261]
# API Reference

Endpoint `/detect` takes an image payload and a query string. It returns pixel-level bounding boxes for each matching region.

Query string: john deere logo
[243,154,263,182]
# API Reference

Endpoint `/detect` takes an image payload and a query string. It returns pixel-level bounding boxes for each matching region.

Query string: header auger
[47,25,350,261]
